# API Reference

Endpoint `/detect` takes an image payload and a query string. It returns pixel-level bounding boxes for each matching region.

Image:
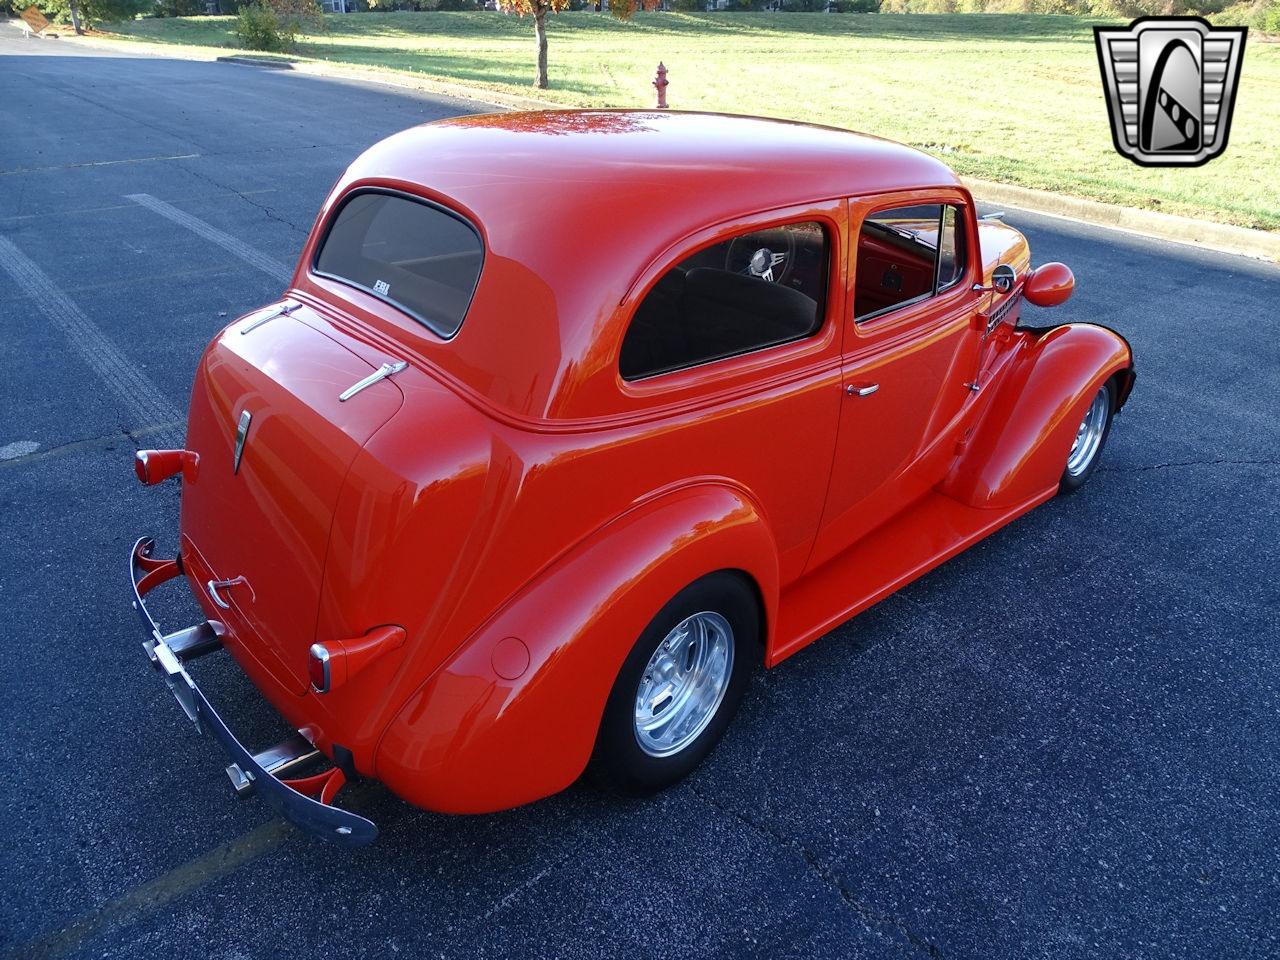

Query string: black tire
[1058,379,1116,495]
[591,572,757,796]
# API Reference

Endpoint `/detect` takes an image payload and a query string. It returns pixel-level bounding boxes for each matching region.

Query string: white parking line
[0,153,201,176]
[125,193,293,285]
[0,233,183,449]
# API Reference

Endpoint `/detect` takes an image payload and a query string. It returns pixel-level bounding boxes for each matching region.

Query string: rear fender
[942,323,1133,509]
[374,482,778,814]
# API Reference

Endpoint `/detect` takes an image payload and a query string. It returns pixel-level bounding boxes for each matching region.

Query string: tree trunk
[69,0,84,34]
[533,4,548,89]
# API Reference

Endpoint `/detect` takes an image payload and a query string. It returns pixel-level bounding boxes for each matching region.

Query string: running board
[771,486,1055,666]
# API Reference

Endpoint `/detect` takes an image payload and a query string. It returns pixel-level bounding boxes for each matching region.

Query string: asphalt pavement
[1,26,1278,960]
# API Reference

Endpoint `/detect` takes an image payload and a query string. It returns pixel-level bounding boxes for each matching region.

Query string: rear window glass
[313,191,483,339]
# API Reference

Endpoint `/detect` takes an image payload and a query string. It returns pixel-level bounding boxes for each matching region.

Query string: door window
[620,221,829,381]
[854,203,967,322]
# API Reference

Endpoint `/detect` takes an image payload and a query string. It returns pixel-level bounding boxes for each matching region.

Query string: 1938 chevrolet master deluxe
[129,112,1134,845]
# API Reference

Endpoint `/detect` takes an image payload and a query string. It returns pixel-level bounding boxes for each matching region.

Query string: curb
[964,178,1279,264]
[216,54,293,68]
[50,31,1280,264]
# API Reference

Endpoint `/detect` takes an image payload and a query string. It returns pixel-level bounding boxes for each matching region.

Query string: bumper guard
[129,537,377,846]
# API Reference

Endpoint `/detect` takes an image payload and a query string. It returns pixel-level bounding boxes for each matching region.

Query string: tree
[27,0,148,31]
[497,0,658,90]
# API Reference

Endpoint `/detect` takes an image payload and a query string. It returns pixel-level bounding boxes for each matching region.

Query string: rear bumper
[129,537,377,846]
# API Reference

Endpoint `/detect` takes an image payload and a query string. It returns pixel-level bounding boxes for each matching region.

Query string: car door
[611,203,848,585]
[806,191,981,572]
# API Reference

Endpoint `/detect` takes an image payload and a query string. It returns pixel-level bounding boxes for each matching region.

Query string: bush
[1255,0,1280,31]
[235,0,323,48]
[235,1,292,48]
[435,0,479,8]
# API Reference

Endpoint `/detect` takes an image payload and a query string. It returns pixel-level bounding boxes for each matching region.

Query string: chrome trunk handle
[206,576,247,610]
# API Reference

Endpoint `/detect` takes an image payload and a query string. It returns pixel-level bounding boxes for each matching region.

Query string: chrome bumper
[129,537,377,846]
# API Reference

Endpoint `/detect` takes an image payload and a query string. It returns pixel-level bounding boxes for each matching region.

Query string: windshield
[313,190,483,339]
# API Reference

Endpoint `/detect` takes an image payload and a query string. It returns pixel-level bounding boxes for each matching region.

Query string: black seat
[620,267,818,380]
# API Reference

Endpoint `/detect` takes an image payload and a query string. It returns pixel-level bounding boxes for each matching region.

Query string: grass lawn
[93,12,1280,231]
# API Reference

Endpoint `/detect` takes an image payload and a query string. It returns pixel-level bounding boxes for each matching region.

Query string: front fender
[942,323,1133,509]
[374,482,779,814]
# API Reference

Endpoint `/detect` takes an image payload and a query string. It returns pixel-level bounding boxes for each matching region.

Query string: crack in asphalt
[1101,457,1280,474]
[684,783,944,959]
[177,160,310,237]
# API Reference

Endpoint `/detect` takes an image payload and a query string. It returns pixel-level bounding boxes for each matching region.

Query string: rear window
[313,190,483,339]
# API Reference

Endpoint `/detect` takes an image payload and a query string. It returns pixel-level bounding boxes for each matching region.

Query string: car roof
[332,111,964,421]
[348,110,958,216]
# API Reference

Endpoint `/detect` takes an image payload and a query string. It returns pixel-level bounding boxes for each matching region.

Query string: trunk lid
[181,304,405,692]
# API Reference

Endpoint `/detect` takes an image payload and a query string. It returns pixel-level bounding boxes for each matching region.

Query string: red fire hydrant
[654,62,669,110]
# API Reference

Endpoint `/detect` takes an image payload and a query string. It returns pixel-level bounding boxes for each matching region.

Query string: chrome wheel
[1065,386,1110,478]
[633,611,734,758]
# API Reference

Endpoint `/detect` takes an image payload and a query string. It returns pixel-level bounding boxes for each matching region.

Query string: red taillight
[309,644,332,693]
[134,449,198,485]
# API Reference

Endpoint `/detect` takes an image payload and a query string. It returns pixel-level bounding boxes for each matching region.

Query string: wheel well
[720,568,769,658]
[1110,366,1136,413]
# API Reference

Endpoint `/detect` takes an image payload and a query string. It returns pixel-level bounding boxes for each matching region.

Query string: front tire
[592,572,757,795]
[1058,379,1115,494]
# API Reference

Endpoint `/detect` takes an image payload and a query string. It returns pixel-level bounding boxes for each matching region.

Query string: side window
[620,221,829,381]
[854,203,968,322]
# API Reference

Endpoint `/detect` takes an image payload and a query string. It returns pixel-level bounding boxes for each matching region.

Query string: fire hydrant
[653,62,669,110]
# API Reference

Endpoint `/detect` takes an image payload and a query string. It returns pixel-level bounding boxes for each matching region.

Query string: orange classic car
[129,111,1134,845]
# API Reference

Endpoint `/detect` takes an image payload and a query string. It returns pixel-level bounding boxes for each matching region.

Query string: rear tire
[591,572,757,796]
[1058,379,1115,494]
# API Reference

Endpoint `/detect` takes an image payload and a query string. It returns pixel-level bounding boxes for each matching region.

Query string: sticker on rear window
[374,279,391,295]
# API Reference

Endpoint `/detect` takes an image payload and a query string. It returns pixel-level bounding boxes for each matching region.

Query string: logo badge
[1094,17,1246,167]
[233,409,251,474]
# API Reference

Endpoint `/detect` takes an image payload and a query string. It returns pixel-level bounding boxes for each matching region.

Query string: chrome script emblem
[1094,17,1246,167]
[233,409,251,474]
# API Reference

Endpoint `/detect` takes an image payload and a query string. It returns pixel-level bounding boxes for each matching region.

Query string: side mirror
[1023,262,1074,307]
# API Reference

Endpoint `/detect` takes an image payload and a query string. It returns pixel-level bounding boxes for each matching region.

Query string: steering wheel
[725,229,797,285]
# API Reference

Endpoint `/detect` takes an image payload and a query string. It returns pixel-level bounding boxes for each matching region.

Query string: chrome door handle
[206,576,247,610]
[846,383,879,397]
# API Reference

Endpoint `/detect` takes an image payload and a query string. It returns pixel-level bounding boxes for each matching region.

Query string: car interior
[853,205,964,321]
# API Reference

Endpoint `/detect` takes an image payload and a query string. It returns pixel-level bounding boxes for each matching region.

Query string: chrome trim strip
[240,300,300,335]
[338,360,408,402]
[233,409,251,474]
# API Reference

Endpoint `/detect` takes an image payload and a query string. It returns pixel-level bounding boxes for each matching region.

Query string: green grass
[92,12,1280,231]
